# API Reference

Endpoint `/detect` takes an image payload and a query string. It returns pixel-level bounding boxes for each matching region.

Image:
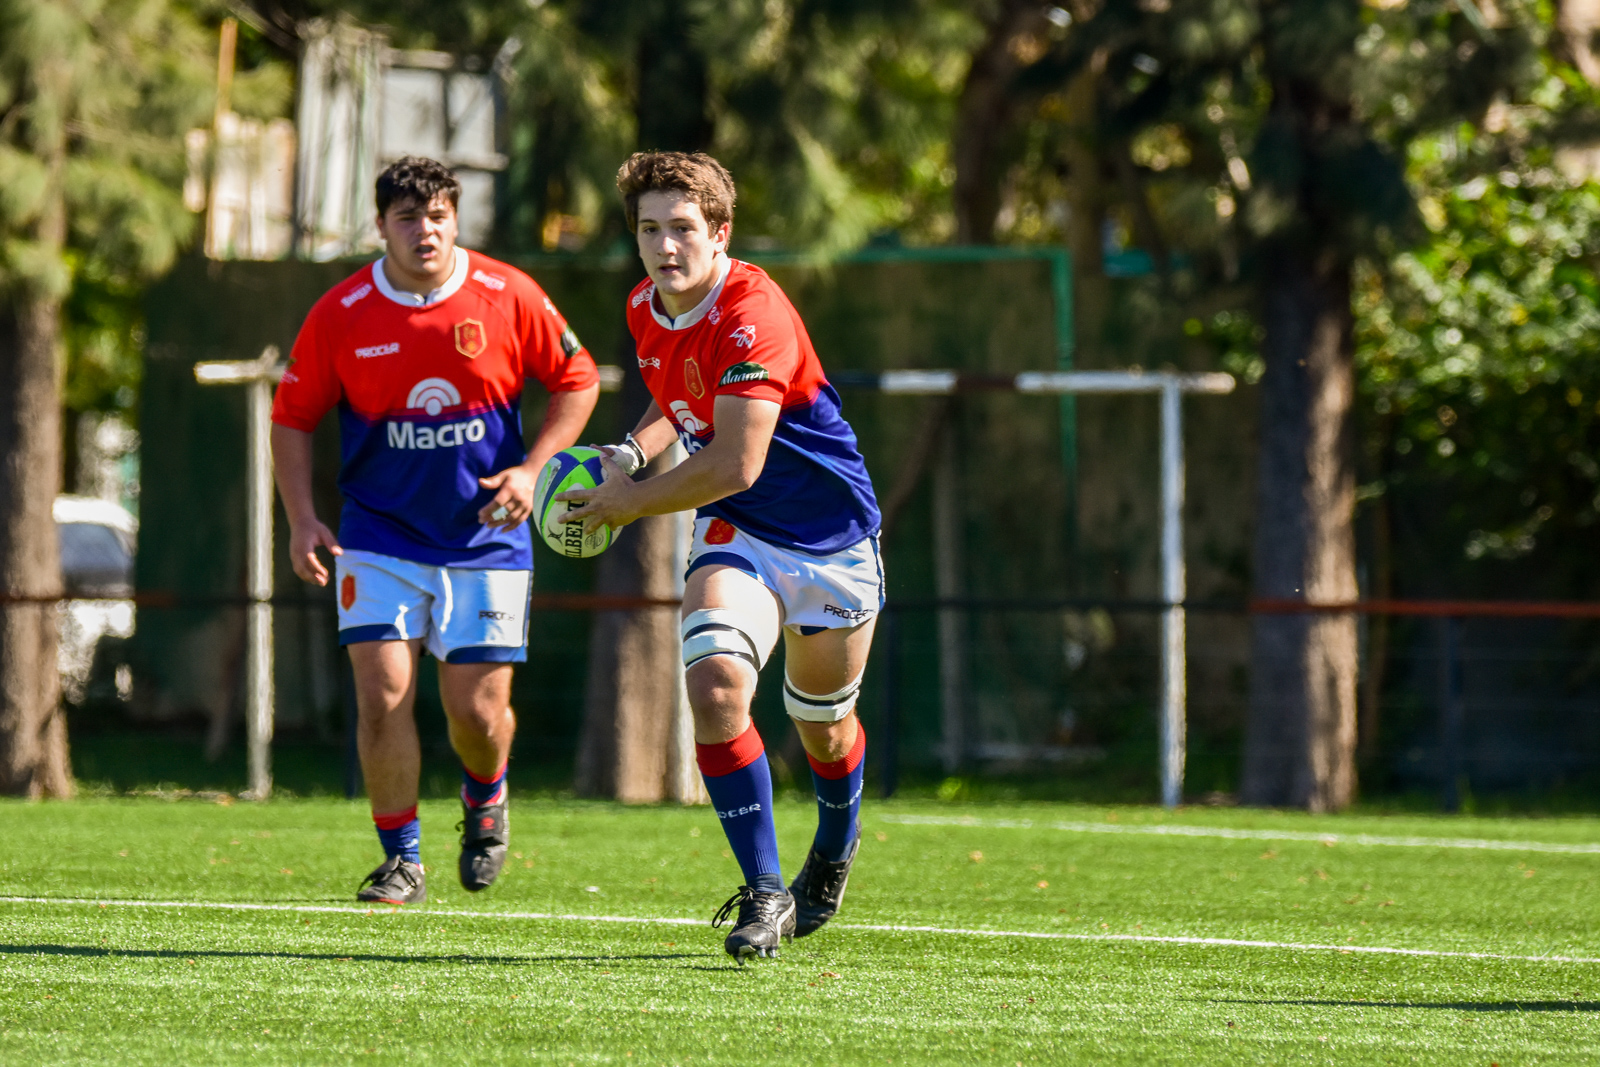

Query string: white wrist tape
[783,670,864,723]
[601,434,647,476]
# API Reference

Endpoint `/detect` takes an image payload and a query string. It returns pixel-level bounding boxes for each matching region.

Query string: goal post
[832,368,1236,807]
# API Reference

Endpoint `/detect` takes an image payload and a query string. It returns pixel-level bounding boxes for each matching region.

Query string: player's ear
[713,221,731,252]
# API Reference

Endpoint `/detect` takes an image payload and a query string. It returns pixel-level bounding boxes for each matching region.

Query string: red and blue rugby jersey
[272,249,598,569]
[627,257,880,553]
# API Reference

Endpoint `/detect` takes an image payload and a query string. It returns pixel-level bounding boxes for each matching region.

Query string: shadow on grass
[1215,999,1600,1013]
[0,943,701,966]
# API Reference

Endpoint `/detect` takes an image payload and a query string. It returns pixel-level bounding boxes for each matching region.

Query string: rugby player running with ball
[557,152,882,961]
[272,157,600,905]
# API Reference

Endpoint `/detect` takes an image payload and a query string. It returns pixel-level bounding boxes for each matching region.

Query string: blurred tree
[0,0,212,795]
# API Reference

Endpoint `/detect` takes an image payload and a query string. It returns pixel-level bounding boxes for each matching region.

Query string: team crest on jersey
[685,358,706,398]
[719,361,769,387]
[455,319,487,358]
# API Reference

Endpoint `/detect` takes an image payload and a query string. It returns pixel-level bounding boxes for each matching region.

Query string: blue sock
[697,725,784,893]
[807,724,866,861]
[373,806,421,864]
[462,762,507,807]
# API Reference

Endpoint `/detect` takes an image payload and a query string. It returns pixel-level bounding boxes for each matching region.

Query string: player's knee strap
[682,608,778,677]
[783,670,864,723]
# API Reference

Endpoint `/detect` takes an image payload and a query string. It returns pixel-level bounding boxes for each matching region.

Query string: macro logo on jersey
[730,325,757,348]
[407,378,460,415]
[455,319,487,358]
[389,378,485,450]
[719,361,768,387]
[670,400,709,437]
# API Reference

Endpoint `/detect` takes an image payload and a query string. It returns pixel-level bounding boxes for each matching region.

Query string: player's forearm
[271,424,321,527]
[620,444,755,518]
[626,402,678,464]
[523,384,600,471]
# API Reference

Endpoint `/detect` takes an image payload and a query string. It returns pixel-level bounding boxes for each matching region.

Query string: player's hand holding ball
[536,446,638,558]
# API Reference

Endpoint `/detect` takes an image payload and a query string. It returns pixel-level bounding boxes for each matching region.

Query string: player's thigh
[348,638,424,714]
[437,660,513,725]
[783,617,877,695]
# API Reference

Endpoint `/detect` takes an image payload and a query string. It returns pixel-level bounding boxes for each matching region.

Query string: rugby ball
[533,447,617,558]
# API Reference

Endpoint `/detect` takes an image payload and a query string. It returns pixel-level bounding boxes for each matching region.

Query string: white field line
[878,814,1600,855]
[0,895,1595,966]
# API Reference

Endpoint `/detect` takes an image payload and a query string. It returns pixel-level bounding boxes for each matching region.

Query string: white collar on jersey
[650,254,732,331]
[371,246,470,308]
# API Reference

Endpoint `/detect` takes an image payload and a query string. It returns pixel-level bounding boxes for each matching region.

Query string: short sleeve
[712,303,797,406]
[519,281,600,393]
[271,301,343,432]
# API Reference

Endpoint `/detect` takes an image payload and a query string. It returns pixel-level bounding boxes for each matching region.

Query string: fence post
[933,429,966,773]
[880,607,899,799]
[1437,615,1464,812]
[342,646,360,799]
[1158,380,1187,808]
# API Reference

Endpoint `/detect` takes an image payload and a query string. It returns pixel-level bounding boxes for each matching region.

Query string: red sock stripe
[696,722,766,778]
[372,805,418,831]
[464,763,507,785]
[807,724,867,780]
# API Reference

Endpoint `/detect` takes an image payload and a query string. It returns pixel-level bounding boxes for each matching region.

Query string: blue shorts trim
[340,623,404,645]
[685,551,761,582]
[444,645,526,664]
[797,625,827,636]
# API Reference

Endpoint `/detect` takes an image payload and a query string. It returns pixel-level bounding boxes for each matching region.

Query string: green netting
[135,250,1255,784]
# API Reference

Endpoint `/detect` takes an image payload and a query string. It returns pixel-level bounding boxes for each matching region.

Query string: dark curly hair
[615,152,736,234]
[375,156,461,216]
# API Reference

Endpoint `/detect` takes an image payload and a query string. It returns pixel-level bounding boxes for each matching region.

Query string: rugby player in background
[558,152,882,961]
[271,157,600,905]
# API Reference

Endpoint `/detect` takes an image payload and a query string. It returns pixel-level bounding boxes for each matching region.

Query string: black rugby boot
[789,828,861,937]
[357,856,427,905]
[458,800,509,892]
[712,886,797,962]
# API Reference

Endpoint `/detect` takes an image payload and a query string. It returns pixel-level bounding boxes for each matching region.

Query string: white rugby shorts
[685,517,884,634]
[335,549,531,663]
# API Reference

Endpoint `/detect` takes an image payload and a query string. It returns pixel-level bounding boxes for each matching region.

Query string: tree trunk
[1240,243,1358,811]
[574,332,689,802]
[574,16,713,801]
[0,281,71,798]
[952,0,1046,243]
[573,495,682,802]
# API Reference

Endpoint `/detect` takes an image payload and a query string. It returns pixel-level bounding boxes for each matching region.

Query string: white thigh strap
[682,607,779,675]
[784,670,864,723]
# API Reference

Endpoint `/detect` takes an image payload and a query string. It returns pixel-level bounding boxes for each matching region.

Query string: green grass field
[1,796,1598,1064]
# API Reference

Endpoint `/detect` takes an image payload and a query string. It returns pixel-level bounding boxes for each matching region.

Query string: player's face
[376,195,458,282]
[635,192,729,314]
